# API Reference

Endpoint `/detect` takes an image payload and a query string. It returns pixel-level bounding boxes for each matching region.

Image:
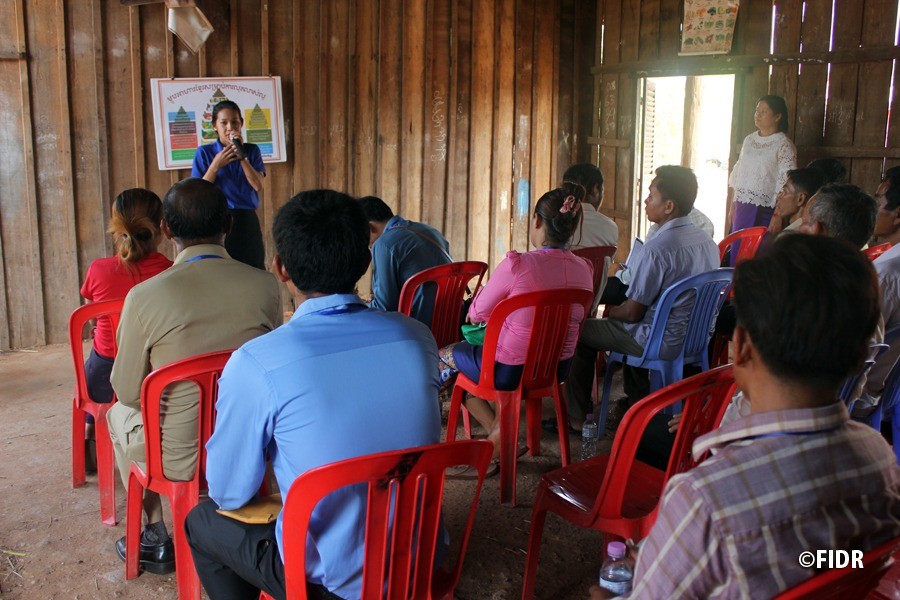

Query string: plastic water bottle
[599,541,633,595]
[581,413,599,460]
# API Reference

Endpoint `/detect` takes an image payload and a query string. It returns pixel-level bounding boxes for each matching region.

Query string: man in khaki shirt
[107,178,282,574]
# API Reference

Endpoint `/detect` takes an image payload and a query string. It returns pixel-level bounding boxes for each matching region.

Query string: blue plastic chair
[597,268,733,433]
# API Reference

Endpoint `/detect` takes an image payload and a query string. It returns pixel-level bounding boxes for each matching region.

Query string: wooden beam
[586,136,630,148]
[799,145,900,159]
[592,46,900,75]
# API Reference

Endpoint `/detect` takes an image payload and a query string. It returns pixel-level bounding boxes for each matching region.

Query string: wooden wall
[0,0,599,350]
[594,0,900,255]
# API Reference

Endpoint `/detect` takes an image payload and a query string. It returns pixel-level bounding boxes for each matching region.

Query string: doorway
[635,75,735,242]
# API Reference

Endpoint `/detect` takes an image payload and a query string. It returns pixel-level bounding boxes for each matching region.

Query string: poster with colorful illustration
[150,76,286,170]
[680,0,740,56]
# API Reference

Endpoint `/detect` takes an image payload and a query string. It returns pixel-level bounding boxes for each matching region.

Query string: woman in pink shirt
[79,188,172,470]
[439,182,594,459]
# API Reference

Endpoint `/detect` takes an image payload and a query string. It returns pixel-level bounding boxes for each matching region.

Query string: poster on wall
[150,76,286,170]
[680,0,740,56]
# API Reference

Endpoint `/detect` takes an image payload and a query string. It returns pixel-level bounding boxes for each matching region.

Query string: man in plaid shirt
[593,234,900,599]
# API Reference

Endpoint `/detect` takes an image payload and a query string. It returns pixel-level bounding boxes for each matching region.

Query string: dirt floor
[0,344,625,600]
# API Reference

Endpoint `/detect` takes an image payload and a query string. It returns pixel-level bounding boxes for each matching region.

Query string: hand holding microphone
[229,134,247,160]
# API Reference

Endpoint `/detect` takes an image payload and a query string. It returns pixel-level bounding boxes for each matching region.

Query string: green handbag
[460,322,487,345]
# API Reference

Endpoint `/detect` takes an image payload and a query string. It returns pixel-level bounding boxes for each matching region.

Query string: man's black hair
[163,178,229,241]
[358,196,395,223]
[883,166,900,211]
[733,234,879,391]
[808,183,877,249]
[563,164,604,197]
[786,167,825,199]
[274,190,371,294]
[654,165,697,216]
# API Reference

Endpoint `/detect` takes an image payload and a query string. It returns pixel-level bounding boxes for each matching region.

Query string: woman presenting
[726,94,797,233]
[191,100,267,269]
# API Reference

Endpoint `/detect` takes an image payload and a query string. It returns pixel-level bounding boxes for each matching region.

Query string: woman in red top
[79,188,172,469]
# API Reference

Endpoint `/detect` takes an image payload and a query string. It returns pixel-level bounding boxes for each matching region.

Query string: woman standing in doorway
[725,94,797,233]
[191,100,267,269]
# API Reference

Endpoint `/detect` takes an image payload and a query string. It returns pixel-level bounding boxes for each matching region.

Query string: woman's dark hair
[107,188,163,263]
[274,190,371,294]
[733,234,879,391]
[758,94,789,134]
[653,165,697,216]
[534,181,587,246]
[212,100,243,124]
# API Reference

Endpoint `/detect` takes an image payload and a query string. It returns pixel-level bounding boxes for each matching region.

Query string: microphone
[230,135,247,160]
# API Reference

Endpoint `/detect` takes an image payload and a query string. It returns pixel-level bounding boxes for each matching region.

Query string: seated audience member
[591,234,900,599]
[437,183,593,458]
[808,156,848,184]
[857,167,900,415]
[79,188,172,471]
[359,195,452,323]
[185,190,442,599]
[767,167,826,234]
[107,178,282,573]
[600,206,713,307]
[564,163,618,250]
[566,166,719,427]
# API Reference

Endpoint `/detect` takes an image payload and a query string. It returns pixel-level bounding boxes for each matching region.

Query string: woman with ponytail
[79,188,172,469]
[439,182,594,469]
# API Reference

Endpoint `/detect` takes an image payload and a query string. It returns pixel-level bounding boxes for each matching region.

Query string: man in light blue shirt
[360,196,452,325]
[565,166,719,426]
[185,190,442,600]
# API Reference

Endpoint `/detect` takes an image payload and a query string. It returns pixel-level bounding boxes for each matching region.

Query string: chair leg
[95,414,117,526]
[497,392,521,506]
[125,470,145,580]
[446,384,466,442]
[520,489,550,600]
[72,404,86,488]
[525,397,541,457]
[553,384,571,466]
[171,487,202,600]
[597,360,617,434]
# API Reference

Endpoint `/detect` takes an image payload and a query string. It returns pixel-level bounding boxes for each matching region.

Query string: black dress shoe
[541,418,578,434]
[115,535,176,575]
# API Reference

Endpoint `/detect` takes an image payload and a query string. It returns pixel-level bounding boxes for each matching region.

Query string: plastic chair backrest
[593,366,735,520]
[572,246,617,313]
[397,261,488,348]
[138,350,233,485]
[68,299,125,404]
[865,243,892,261]
[478,288,594,393]
[774,535,899,599]
[638,268,734,366]
[281,440,494,600]
[718,226,767,264]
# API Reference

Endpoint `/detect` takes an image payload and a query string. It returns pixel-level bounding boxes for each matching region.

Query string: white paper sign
[150,76,286,170]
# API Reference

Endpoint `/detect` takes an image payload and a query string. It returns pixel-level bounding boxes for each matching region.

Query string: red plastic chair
[446,288,594,506]
[277,440,493,600]
[520,366,736,599]
[68,299,124,526]
[572,245,617,314]
[398,260,488,348]
[774,536,900,599]
[866,243,893,261]
[718,226,767,265]
[125,349,233,600]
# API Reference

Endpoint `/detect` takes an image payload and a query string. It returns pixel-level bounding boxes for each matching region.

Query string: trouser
[185,500,342,600]
[565,318,649,422]
[226,209,266,270]
[106,402,163,523]
[84,348,114,425]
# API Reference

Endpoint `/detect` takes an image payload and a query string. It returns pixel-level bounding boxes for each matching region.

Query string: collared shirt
[370,215,452,321]
[862,244,900,401]
[569,204,618,250]
[190,140,266,210]
[205,293,442,599]
[628,402,900,599]
[110,243,282,480]
[624,216,719,357]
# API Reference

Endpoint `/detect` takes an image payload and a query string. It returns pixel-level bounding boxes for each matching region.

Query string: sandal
[445,461,500,480]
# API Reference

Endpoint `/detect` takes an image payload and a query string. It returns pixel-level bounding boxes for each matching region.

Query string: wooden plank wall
[0,0,599,350]
[595,0,899,256]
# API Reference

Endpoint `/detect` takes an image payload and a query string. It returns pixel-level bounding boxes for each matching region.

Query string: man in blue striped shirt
[185,190,442,600]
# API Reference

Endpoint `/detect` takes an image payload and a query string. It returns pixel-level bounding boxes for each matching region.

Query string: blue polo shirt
[205,294,442,599]
[190,140,266,210]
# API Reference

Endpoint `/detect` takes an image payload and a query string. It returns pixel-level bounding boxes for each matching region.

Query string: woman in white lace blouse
[726,95,797,233]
